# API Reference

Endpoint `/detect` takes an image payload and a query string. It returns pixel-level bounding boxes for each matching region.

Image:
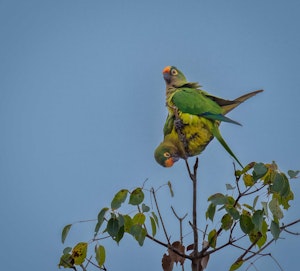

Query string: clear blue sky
[1,1,299,270]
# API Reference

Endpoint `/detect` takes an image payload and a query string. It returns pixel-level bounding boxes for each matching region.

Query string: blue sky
[1,0,299,270]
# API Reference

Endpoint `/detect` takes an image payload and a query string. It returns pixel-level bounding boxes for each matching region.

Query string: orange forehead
[162,66,171,74]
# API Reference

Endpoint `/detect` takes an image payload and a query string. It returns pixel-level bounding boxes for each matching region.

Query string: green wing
[163,114,174,136]
[172,88,241,125]
[172,88,221,115]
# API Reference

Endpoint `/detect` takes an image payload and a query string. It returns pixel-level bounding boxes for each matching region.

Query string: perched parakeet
[154,66,263,168]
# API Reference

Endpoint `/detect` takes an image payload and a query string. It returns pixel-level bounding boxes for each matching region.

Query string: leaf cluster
[205,162,297,270]
[58,187,159,270]
[58,162,299,271]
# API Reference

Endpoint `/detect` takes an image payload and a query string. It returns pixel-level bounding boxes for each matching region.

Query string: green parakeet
[154,66,263,168]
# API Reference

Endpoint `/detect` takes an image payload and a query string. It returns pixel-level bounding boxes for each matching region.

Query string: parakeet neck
[165,89,177,117]
[165,86,177,98]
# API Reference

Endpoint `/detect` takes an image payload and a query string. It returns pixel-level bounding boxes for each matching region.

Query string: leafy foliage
[59,186,160,269]
[58,162,299,271]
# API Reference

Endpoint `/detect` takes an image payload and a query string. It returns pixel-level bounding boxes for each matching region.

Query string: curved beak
[162,66,171,84]
[162,66,171,74]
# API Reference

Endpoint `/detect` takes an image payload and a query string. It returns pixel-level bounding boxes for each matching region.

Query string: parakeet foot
[174,118,185,130]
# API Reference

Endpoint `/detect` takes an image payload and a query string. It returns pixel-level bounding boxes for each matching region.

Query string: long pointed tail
[212,124,244,168]
[222,89,264,115]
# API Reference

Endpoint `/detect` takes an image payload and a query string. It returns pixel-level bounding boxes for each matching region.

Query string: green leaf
[240,214,255,234]
[132,213,146,225]
[269,197,283,220]
[95,245,106,266]
[270,220,280,240]
[261,219,268,235]
[207,193,228,205]
[227,196,236,206]
[253,195,259,209]
[61,224,72,244]
[221,213,233,230]
[63,247,72,255]
[249,230,264,247]
[151,212,159,227]
[287,170,299,179]
[242,203,253,212]
[261,201,268,217]
[115,225,125,243]
[123,215,133,233]
[142,203,150,212]
[208,229,217,248]
[130,224,146,246]
[106,217,120,238]
[117,214,125,227]
[270,173,285,194]
[230,260,243,271]
[253,163,268,181]
[150,216,157,237]
[279,190,294,210]
[256,232,267,248]
[72,242,88,265]
[129,188,144,205]
[167,181,174,197]
[111,189,128,210]
[206,202,216,222]
[279,173,291,198]
[226,183,235,190]
[250,220,268,248]
[226,206,240,220]
[95,207,109,236]
[58,253,74,268]
[252,210,264,232]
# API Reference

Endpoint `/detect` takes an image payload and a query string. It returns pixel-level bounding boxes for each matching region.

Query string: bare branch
[171,206,188,245]
[146,233,193,260]
[151,187,171,244]
[186,159,199,257]
[281,218,300,229]
[236,232,262,262]
[84,257,107,271]
[283,228,300,235]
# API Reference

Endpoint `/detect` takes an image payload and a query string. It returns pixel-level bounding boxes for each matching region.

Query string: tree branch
[171,206,188,245]
[151,187,170,245]
[146,233,193,260]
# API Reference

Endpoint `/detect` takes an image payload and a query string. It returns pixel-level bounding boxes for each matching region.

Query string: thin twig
[171,206,188,245]
[283,228,300,235]
[236,232,262,262]
[188,159,199,257]
[151,187,170,244]
[203,224,208,242]
[185,159,194,181]
[146,234,193,260]
[84,258,107,271]
[281,218,300,229]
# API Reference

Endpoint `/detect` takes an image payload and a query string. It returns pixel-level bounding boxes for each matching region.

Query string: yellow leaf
[243,174,254,186]
[72,242,88,265]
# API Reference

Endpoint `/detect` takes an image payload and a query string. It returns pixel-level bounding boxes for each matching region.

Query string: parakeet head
[154,142,180,167]
[162,66,188,87]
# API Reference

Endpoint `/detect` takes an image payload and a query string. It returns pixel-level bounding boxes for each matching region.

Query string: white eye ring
[171,69,178,76]
[164,152,171,158]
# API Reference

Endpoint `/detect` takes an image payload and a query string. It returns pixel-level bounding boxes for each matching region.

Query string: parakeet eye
[171,69,178,76]
[163,152,171,158]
